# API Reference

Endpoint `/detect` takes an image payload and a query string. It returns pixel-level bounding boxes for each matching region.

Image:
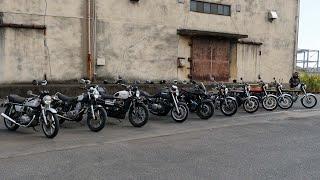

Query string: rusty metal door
[191,37,230,81]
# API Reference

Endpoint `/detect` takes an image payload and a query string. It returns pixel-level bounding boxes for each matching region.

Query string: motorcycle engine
[151,103,163,111]
[19,108,35,125]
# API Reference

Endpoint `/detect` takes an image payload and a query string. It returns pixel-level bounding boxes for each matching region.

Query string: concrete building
[0,0,300,84]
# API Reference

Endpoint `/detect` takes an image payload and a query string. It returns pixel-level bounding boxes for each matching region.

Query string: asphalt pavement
[0,96,320,180]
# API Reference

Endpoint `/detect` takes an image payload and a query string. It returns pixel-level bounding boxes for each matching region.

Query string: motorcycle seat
[140,90,159,98]
[8,95,26,104]
[57,93,78,102]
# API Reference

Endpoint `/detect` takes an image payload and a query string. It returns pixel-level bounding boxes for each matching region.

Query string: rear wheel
[87,107,107,132]
[3,105,19,131]
[41,111,59,138]
[196,101,214,119]
[171,102,189,123]
[129,103,149,127]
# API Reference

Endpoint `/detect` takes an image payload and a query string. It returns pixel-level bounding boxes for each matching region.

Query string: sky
[299,0,320,50]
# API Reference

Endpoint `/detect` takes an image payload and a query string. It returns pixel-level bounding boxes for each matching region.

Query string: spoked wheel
[196,101,214,119]
[87,107,107,132]
[129,103,149,127]
[220,98,238,116]
[278,95,293,110]
[301,94,318,109]
[3,105,19,131]
[262,96,277,111]
[243,97,259,113]
[171,102,189,123]
[41,111,59,138]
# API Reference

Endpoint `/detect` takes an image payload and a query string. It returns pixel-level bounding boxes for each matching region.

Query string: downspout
[293,0,300,73]
[92,0,97,81]
[87,0,93,80]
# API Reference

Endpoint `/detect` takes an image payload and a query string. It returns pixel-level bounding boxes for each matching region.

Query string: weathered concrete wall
[0,0,299,83]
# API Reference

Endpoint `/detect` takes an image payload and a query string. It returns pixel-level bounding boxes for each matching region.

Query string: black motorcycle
[273,78,294,110]
[179,81,214,119]
[97,84,149,127]
[141,85,189,123]
[1,80,59,138]
[209,83,238,116]
[52,79,107,132]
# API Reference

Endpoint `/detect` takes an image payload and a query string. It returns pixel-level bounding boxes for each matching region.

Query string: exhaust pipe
[1,113,19,125]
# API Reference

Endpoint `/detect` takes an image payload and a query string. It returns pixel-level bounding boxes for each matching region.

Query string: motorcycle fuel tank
[114,91,130,99]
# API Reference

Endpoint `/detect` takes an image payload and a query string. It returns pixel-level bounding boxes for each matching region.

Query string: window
[190,0,231,16]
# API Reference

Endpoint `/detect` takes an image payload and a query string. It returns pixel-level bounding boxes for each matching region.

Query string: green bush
[300,73,320,93]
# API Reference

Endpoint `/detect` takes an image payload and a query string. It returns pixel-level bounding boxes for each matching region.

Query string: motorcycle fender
[45,108,57,114]
[226,96,237,102]
[279,94,292,99]
[263,94,277,99]
[303,93,316,98]
[94,105,103,109]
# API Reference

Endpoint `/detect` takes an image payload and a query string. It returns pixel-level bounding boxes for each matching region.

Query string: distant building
[0,0,300,83]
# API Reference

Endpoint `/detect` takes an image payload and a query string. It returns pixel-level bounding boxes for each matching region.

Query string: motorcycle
[288,84,318,109]
[273,78,294,110]
[209,83,238,116]
[97,84,149,127]
[250,76,278,111]
[140,85,189,123]
[1,80,59,138]
[179,81,214,119]
[52,79,107,132]
[230,78,260,113]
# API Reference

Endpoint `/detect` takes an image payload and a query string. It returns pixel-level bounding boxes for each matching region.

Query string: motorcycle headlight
[94,94,99,99]
[43,95,52,105]
[265,84,269,89]
[176,89,180,96]
[225,88,229,95]
[136,90,140,97]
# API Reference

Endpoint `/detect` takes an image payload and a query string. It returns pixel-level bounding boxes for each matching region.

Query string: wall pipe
[87,0,93,80]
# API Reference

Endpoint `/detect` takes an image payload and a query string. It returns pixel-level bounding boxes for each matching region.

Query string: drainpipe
[293,0,300,73]
[87,0,93,80]
[92,0,97,81]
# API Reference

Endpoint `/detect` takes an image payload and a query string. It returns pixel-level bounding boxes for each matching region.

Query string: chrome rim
[132,106,146,123]
[263,97,277,109]
[244,99,258,112]
[43,113,56,136]
[89,109,103,128]
[172,105,187,121]
[303,96,316,107]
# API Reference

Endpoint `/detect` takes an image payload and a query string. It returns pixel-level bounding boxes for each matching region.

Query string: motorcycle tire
[171,102,189,123]
[220,98,238,116]
[196,101,214,119]
[262,96,278,111]
[278,95,293,110]
[129,103,149,127]
[87,107,107,132]
[243,98,259,114]
[3,105,19,131]
[301,94,317,109]
[41,111,59,139]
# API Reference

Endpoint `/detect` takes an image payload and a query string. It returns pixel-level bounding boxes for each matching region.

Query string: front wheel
[87,107,107,132]
[278,95,293,110]
[262,96,277,111]
[220,98,238,116]
[301,94,317,109]
[196,101,214,119]
[243,97,259,113]
[129,103,149,127]
[41,111,59,138]
[171,102,189,123]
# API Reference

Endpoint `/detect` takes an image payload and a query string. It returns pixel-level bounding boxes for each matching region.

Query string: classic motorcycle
[273,78,294,110]
[1,80,59,138]
[179,81,214,119]
[52,79,107,132]
[250,76,278,111]
[97,84,149,127]
[288,83,318,109]
[140,85,189,123]
[230,78,260,113]
[209,83,238,116]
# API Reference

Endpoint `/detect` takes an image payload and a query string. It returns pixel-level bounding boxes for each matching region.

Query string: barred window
[190,0,231,16]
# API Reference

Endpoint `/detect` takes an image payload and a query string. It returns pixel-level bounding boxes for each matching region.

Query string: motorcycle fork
[171,94,180,114]
[90,105,96,120]
[41,105,48,126]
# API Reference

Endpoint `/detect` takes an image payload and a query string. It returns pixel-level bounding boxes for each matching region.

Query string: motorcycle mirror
[258,75,261,80]
[32,80,38,86]
[27,90,33,96]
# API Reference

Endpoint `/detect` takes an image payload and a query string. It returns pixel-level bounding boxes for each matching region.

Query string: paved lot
[0,96,320,180]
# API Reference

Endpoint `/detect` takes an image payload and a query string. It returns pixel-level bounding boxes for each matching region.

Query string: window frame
[190,0,231,16]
